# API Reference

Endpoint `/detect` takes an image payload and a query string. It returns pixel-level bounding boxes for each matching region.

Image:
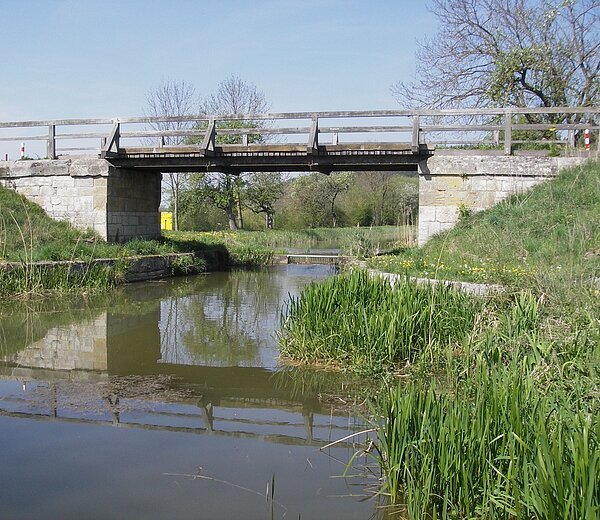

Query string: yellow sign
[161,212,173,231]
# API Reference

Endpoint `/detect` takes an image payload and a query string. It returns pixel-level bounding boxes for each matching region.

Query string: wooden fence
[0,106,598,159]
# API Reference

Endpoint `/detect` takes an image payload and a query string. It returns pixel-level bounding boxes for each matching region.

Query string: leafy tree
[341,172,419,227]
[182,172,244,231]
[290,172,352,228]
[145,80,199,230]
[183,75,270,230]
[393,0,599,112]
[243,172,285,229]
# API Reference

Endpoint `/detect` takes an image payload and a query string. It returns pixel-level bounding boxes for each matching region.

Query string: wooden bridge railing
[0,107,598,160]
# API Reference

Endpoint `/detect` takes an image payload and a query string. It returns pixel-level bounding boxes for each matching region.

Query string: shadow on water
[0,265,390,519]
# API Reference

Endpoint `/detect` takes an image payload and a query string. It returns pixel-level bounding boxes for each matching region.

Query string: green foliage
[279,271,479,375]
[370,161,600,307]
[375,363,599,519]
[273,162,599,516]
[287,172,352,228]
[243,172,284,228]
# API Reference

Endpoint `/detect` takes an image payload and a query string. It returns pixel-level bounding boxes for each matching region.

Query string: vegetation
[178,170,418,232]
[0,187,273,297]
[280,271,479,376]
[369,160,600,305]
[394,0,598,112]
[166,226,414,257]
[377,361,599,519]
[279,161,600,517]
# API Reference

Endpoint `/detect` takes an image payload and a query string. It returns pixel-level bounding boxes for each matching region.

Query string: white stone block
[436,205,459,224]
[419,205,437,223]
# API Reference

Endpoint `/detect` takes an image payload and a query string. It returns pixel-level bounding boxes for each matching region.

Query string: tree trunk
[266,212,274,229]
[236,193,244,230]
[225,206,238,230]
[331,198,337,228]
[170,174,179,231]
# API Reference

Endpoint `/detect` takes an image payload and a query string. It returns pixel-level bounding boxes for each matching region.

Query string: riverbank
[0,184,407,297]
[0,186,278,297]
[279,161,599,518]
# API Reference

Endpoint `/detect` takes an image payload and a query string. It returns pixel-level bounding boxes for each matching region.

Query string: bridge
[0,107,597,243]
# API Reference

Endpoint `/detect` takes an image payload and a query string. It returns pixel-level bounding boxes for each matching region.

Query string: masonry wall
[107,168,161,242]
[417,155,586,246]
[0,157,161,242]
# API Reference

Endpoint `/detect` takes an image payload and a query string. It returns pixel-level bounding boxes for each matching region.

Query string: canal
[0,265,381,519]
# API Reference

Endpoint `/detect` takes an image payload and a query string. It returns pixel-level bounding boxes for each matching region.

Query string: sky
[0,0,437,156]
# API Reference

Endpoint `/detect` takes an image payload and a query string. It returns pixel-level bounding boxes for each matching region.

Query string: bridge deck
[105,142,431,173]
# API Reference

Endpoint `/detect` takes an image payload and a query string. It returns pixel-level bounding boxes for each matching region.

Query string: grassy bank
[279,161,600,517]
[0,188,273,297]
[166,225,415,257]
[369,160,600,306]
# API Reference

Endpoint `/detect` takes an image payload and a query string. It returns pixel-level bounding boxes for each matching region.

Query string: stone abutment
[0,157,160,242]
[417,155,587,246]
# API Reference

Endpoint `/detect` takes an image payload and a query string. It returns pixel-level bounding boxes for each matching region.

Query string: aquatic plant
[374,363,599,519]
[279,271,479,375]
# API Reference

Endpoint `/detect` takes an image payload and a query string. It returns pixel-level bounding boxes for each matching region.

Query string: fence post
[411,115,421,153]
[504,109,513,155]
[47,124,56,159]
[307,117,319,155]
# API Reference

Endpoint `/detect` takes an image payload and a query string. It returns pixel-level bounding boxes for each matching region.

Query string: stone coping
[367,269,503,297]
[0,252,198,283]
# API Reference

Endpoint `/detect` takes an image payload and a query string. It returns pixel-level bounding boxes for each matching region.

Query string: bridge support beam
[0,157,161,243]
[417,154,586,246]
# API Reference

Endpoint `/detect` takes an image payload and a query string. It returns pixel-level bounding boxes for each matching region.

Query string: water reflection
[0,266,382,520]
[0,266,359,447]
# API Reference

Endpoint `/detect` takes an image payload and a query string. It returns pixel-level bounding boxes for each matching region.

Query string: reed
[279,271,479,375]
[374,363,599,519]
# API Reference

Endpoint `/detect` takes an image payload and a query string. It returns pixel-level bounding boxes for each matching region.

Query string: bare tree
[145,80,199,230]
[201,75,269,116]
[393,0,599,111]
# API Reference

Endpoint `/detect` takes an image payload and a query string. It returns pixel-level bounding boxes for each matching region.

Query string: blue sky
[1,0,435,120]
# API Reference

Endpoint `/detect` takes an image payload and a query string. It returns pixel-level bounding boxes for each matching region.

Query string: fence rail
[0,107,598,160]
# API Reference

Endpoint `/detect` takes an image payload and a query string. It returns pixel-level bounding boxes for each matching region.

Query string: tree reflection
[159,269,287,367]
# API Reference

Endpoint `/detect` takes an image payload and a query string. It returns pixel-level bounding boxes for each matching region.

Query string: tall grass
[279,271,479,375]
[167,225,415,255]
[375,363,599,519]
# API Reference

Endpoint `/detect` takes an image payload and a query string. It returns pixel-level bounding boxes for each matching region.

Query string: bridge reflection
[0,271,367,448]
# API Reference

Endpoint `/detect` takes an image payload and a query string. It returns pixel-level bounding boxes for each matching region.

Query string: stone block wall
[417,155,586,245]
[107,168,161,242]
[0,157,161,242]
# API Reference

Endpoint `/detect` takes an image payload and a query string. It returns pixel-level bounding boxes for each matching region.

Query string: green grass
[166,225,415,256]
[278,160,600,516]
[0,188,276,296]
[376,362,599,519]
[279,271,480,376]
[369,160,600,307]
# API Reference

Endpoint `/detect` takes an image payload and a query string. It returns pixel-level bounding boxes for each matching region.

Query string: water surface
[0,266,382,519]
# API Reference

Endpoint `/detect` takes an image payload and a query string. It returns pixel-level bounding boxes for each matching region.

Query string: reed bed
[279,271,479,375]
[0,262,118,297]
[375,364,599,519]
